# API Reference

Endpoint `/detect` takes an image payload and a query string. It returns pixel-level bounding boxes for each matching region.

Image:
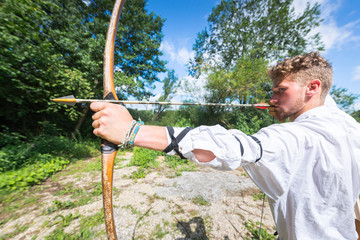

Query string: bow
[102,0,126,239]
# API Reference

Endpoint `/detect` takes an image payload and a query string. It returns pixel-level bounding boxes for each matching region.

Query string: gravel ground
[0,152,276,240]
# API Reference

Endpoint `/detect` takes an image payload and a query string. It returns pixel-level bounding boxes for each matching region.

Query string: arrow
[52,95,271,109]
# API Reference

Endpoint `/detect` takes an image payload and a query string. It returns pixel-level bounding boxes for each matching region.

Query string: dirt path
[0,152,276,239]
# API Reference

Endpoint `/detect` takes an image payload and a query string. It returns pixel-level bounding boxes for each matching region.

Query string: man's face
[269,75,307,122]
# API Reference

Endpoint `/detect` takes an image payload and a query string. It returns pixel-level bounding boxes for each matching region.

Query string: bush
[0,156,70,193]
[129,147,161,168]
[0,135,97,172]
[0,131,98,194]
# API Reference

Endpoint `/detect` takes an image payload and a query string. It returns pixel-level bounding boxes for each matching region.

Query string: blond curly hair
[269,52,333,100]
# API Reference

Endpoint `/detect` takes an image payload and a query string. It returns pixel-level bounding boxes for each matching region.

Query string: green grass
[191,196,210,206]
[244,219,277,240]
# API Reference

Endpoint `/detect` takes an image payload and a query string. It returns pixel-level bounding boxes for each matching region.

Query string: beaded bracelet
[118,118,144,148]
[129,119,144,146]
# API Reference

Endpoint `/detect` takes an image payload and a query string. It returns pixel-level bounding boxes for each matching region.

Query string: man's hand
[90,102,133,145]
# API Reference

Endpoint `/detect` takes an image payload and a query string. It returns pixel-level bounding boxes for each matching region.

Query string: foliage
[114,0,166,100]
[192,196,210,206]
[232,108,275,135]
[204,57,271,105]
[164,155,196,177]
[129,147,161,169]
[186,0,324,125]
[0,0,166,135]
[189,0,324,77]
[165,155,195,170]
[0,156,70,193]
[0,131,98,193]
[351,110,360,123]
[153,69,179,121]
[330,85,360,113]
[0,134,97,172]
[245,219,277,240]
[44,211,104,239]
[128,147,197,179]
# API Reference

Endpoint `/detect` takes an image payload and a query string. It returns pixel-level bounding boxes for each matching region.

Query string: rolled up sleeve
[174,125,263,170]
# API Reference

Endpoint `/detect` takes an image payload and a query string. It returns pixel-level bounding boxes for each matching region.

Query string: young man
[91,52,360,239]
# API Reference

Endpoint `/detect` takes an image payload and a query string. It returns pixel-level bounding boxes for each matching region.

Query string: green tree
[0,0,166,135]
[114,0,166,100]
[351,110,360,123]
[330,85,359,113]
[153,69,179,121]
[183,0,324,130]
[189,0,324,76]
[204,57,271,105]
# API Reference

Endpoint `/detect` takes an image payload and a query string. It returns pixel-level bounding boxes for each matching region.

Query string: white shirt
[169,104,360,240]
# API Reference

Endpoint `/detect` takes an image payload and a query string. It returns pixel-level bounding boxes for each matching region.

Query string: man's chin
[273,111,288,122]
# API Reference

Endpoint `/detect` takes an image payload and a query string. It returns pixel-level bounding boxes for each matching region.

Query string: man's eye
[278,88,286,93]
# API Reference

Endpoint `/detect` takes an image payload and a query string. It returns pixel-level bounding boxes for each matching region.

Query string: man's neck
[289,97,323,122]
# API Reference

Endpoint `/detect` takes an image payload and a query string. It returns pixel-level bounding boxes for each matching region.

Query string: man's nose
[269,96,277,105]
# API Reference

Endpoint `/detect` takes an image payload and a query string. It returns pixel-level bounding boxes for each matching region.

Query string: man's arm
[90,102,215,162]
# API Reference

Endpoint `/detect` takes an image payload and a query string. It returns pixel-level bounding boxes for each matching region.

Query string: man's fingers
[91,102,117,120]
[90,101,108,112]
[92,119,100,129]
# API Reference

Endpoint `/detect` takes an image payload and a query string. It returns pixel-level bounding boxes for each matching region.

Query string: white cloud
[178,47,194,65]
[160,40,194,66]
[352,65,360,81]
[160,41,176,61]
[316,20,353,50]
[292,0,360,51]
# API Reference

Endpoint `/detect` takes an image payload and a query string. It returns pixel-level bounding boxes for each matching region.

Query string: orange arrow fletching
[51,95,77,106]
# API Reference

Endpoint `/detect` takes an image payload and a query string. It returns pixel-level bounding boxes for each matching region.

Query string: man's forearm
[134,125,215,162]
[134,125,168,151]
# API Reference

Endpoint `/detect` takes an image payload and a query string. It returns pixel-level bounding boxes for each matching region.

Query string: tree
[182,0,324,129]
[0,0,166,135]
[330,85,360,113]
[351,110,360,123]
[114,0,167,100]
[189,0,324,77]
[153,69,179,121]
[204,57,271,105]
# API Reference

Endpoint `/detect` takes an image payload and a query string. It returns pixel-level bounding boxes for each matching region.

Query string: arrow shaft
[53,97,270,107]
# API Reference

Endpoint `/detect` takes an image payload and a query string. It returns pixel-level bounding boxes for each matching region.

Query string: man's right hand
[90,102,134,145]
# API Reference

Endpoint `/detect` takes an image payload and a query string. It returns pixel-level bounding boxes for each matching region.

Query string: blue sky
[144,0,360,109]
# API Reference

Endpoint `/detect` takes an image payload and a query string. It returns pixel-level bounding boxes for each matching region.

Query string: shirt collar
[294,106,327,122]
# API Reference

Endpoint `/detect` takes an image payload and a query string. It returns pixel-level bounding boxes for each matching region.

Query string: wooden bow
[102,0,126,239]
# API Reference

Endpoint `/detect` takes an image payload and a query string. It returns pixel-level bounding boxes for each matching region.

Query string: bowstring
[219,1,274,239]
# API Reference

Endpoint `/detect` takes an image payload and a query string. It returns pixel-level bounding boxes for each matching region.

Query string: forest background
[0,0,359,236]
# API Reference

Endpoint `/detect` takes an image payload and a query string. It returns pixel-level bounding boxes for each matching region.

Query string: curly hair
[269,52,333,100]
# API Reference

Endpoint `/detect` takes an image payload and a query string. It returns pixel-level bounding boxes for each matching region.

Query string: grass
[244,219,277,240]
[191,196,210,206]
[1,147,275,239]
[252,192,266,201]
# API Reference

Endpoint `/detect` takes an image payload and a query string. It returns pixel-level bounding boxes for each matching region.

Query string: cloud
[160,41,176,61]
[352,65,360,81]
[160,40,194,66]
[316,20,353,50]
[293,0,360,51]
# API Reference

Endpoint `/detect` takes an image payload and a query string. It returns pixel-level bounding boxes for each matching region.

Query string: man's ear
[306,79,321,97]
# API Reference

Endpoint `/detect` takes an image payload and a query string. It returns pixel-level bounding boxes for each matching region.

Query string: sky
[143,0,360,110]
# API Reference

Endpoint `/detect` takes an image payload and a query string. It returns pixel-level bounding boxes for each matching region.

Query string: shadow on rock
[176,217,208,240]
